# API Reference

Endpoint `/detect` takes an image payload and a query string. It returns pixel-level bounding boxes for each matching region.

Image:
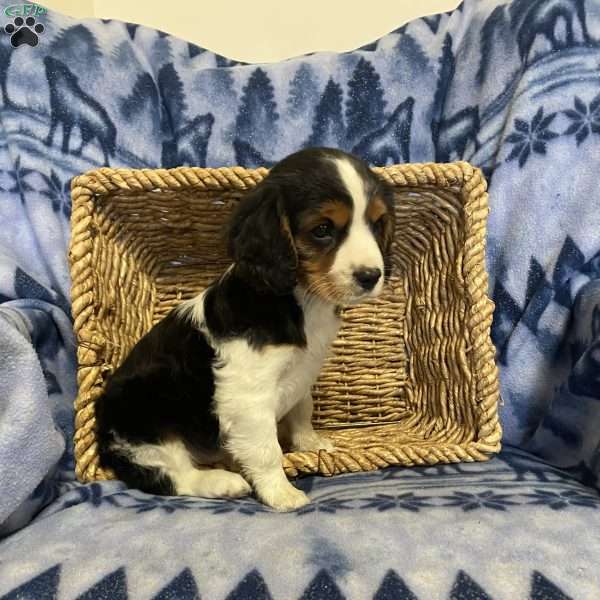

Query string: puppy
[95,147,395,511]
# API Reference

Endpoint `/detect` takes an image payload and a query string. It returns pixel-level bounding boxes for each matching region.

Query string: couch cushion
[0,447,598,599]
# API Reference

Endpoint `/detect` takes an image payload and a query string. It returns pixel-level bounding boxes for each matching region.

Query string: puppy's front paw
[259,482,310,512]
[291,431,335,453]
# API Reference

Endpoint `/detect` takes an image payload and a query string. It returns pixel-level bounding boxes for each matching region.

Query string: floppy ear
[227,184,297,295]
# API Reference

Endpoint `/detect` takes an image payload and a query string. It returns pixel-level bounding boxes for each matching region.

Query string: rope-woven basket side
[69,161,501,483]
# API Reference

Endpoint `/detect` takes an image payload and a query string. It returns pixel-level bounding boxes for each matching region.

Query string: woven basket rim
[68,160,501,483]
[70,161,475,197]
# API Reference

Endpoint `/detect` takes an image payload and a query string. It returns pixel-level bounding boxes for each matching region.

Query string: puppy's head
[228,148,395,303]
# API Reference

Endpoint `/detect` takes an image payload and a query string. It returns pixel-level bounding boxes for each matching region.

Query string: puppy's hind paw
[214,472,253,498]
[178,470,252,499]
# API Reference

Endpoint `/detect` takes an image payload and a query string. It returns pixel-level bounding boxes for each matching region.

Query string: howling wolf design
[510,0,591,61]
[233,138,273,168]
[176,113,215,167]
[434,106,480,163]
[352,97,414,165]
[44,56,117,164]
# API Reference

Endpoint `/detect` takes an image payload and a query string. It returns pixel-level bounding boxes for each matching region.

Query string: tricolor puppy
[96,147,395,511]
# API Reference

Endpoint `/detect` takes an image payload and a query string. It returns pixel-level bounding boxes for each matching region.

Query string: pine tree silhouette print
[235,67,279,156]
[306,78,345,148]
[287,63,320,120]
[345,58,386,145]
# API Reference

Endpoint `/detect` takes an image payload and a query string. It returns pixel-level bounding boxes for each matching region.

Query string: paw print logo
[4,16,45,48]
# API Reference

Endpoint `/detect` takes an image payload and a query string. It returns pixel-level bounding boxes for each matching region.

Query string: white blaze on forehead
[335,157,368,213]
[331,157,384,292]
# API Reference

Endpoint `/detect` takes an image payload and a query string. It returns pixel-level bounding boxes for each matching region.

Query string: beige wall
[40,0,93,19]
[40,0,459,62]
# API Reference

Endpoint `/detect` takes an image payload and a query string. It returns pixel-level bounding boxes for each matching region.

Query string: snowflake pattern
[115,494,199,514]
[563,93,600,146]
[505,107,559,167]
[49,478,600,515]
[440,490,518,511]
[38,170,71,218]
[360,492,432,512]
[6,155,35,204]
[523,489,600,511]
[196,498,271,516]
[296,497,355,515]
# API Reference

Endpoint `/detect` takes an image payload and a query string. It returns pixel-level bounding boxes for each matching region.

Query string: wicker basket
[69,161,501,483]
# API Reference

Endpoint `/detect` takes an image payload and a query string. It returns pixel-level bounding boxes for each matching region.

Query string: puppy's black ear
[227,184,297,295]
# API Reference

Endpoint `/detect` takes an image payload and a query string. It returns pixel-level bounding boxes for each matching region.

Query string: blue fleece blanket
[1,0,600,597]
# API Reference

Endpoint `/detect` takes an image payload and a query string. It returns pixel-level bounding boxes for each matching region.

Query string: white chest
[211,295,340,423]
[275,297,340,418]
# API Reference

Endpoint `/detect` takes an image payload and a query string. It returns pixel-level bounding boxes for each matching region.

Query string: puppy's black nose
[353,268,381,291]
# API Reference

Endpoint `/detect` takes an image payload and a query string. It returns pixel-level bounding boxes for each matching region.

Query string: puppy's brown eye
[312,221,334,240]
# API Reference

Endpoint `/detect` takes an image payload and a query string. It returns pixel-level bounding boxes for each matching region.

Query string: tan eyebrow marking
[300,200,351,230]
[366,195,388,222]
